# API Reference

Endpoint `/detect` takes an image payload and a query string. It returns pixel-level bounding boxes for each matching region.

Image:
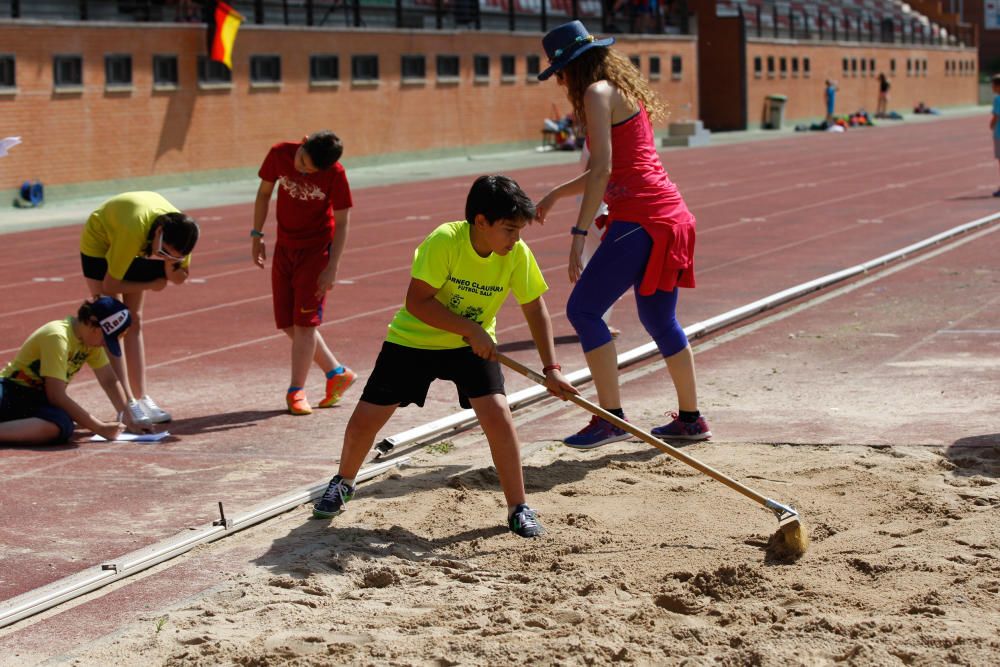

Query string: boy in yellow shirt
[313,175,577,537]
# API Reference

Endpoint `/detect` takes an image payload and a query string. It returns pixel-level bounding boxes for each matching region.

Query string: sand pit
[59,423,999,666]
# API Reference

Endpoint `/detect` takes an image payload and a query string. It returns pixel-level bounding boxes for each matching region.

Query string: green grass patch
[426,440,455,455]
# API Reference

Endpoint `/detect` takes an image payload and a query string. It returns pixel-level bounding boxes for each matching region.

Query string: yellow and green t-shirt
[386,221,548,350]
[1,318,109,390]
[79,191,191,280]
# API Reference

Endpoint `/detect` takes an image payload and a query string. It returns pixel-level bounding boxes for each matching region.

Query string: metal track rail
[0,457,408,629]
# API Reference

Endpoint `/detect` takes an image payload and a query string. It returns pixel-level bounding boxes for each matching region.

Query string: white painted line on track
[937,329,1000,335]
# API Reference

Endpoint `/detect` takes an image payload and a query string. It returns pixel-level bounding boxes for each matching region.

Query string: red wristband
[542,364,562,374]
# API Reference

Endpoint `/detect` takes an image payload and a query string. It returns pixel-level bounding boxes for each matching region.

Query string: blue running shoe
[313,475,355,518]
[563,415,629,449]
[508,504,544,538]
[651,413,712,441]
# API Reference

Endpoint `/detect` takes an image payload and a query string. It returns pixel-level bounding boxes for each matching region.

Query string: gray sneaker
[508,504,544,538]
[125,399,154,431]
[139,395,172,424]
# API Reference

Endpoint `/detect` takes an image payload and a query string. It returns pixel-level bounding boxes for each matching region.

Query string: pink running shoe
[651,413,712,441]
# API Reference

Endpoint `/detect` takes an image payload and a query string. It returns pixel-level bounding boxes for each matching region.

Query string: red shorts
[272,243,329,329]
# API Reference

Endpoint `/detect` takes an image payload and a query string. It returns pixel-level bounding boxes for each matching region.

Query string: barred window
[250,55,281,84]
[473,54,489,79]
[352,55,378,82]
[671,55,682,78]
[54,54,83,88]
[105,54,132,87]
[198,56,232,84]
[0,54,15,89]
[500,54,515,78]
[153,55,178,86]
[437,55,460,79]
[525,55,540,78]
[310,55,339,83]
[401,55,426,81]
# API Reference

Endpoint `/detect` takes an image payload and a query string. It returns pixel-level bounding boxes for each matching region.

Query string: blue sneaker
[651,413,712,441]
[563,415,629,449]
[312,475,355,518]
[508,504,544,538]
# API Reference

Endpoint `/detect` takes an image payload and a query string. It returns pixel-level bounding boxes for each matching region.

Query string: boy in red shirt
[253,131,356,414]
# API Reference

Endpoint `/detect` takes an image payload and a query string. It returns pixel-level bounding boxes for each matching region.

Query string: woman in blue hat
[535,20,710,448]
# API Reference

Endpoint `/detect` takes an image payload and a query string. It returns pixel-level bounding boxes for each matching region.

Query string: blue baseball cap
[90,296,132,357]
[538,21,615,81]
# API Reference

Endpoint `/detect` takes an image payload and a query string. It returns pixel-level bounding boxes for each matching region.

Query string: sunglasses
[155,236,185,262]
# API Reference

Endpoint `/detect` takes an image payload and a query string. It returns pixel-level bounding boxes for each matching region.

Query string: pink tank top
[598,104,697,294]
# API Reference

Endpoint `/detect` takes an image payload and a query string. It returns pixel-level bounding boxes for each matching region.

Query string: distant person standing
[253,131,357,415]
[876,73,890,117]
[824,79,838,124]
[991,74,1000,198]
[79,192,200,425]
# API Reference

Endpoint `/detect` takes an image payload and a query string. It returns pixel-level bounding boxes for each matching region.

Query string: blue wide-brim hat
[538,20,615,81]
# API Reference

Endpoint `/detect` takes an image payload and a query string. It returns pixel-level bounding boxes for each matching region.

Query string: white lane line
[936,329,1000,335]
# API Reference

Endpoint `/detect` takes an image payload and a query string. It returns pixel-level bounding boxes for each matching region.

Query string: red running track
[0,115,996,603]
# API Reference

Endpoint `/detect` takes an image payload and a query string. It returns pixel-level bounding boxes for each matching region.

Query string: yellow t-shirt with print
[1,318,109,390]
[386,221,548,350]
[79,191,191,280]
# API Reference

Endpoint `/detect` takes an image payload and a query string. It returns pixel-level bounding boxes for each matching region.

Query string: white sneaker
[124,399,154,431]
[139,395,172,424]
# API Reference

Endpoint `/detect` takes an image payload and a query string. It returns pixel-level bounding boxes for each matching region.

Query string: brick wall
[0,22,698,191]
[746,40,979,126]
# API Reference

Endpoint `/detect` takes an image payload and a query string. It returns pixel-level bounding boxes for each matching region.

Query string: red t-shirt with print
[258,142,354,249]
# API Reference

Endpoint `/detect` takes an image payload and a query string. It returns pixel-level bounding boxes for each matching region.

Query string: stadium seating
[718,0,962,46]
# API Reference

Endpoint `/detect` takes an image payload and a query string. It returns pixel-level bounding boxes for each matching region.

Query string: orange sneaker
[286,389,313,415]
[319,368,357,408]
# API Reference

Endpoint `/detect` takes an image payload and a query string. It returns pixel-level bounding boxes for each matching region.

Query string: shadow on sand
[944,433,999,479]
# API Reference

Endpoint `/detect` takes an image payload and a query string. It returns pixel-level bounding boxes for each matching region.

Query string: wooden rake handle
[498,353,776,513]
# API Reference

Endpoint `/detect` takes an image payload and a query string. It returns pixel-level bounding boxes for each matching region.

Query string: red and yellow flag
[207,1,243,70]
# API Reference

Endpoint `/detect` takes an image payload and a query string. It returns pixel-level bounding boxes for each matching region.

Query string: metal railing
[739,3,974,48]
[2,0,694,35]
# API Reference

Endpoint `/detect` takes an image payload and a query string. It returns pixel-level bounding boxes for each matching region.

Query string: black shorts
[81,253,166,283]
[0,378,75,443]
[360,341,505,409]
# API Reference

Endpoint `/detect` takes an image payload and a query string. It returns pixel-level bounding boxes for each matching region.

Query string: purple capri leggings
[566,221,689,357]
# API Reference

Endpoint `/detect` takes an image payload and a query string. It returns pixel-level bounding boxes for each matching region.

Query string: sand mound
[59,434,999,666]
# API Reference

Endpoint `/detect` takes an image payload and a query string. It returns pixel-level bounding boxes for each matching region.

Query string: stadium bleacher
[719,0,963,46]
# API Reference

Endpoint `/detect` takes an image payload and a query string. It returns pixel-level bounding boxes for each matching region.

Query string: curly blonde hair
[561,47,667,131]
